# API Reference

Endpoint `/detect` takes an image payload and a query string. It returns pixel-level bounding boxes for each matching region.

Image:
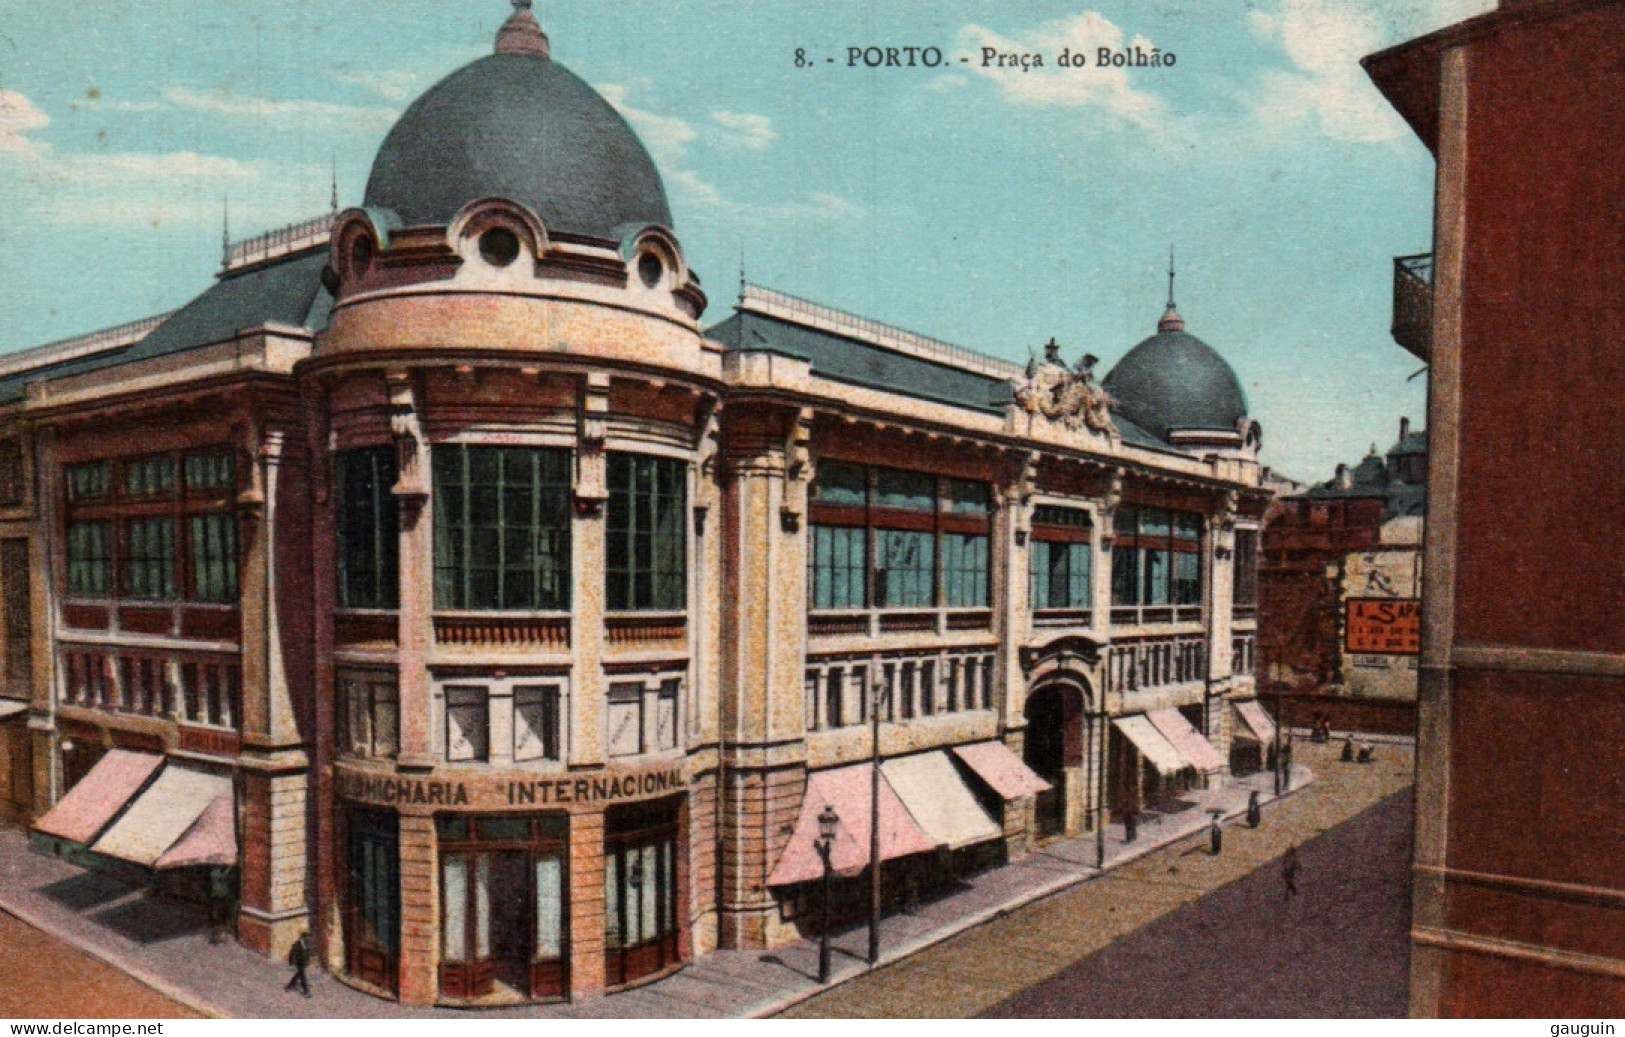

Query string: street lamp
[815,803,840,983]
[868,671,883,967]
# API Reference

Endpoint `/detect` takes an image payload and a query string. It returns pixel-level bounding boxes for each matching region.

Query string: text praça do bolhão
[796,45,1176,71]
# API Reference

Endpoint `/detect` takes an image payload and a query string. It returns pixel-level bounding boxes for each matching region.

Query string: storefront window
[436,814,568,1001]
[607,454,687,611]
[337,448,399,610]
[433,445,571,611]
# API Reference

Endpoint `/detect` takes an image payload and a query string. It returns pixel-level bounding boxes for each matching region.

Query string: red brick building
[1365,0,1625,1015]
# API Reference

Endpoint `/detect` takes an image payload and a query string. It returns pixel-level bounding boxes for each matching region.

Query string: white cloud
[667,170,864,227]
[707,110,775,150]
[0,89,50,156]
[956,13,1166,128]
[599,83,699,167]
[326,66,426,103]
[1244,0,1409,143]
[161,87,399,127]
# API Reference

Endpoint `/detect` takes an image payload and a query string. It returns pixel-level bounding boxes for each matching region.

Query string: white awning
[1233,699,1278,743]
[1113,714,1189,776]
[92,765,232,867]
[882,751,1002,850]
[0,699,27,720]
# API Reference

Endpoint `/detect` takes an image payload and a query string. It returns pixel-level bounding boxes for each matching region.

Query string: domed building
[0,3,1270,1008]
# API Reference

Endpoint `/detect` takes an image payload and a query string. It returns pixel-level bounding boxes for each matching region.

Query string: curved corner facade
[0,7,1273,1009]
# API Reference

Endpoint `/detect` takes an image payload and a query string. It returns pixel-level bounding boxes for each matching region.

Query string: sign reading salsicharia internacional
[333,764,687,811]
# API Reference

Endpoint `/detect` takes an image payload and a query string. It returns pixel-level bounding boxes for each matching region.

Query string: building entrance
[604,799,682,987]
[1024,681,1085,839]
[345,808,400,993]
[436,815,568,1002]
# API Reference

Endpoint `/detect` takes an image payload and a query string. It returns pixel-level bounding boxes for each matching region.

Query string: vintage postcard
[0,0,1618,1022]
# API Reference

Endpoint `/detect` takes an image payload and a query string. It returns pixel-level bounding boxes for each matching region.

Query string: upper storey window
[808,463,991,611]
[433,446,571,611]
[1111,506,1204,609]
[62,451,238,606]
[337,448,400,610]
[1030,505,1093,612]
[607,454,686,612]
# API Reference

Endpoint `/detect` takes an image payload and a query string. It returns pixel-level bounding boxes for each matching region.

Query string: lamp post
[868,672,883,966]
[815,804,840,983]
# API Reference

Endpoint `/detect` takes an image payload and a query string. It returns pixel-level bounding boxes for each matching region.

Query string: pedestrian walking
[1357,741,1375,764]
[1123,809,1138,844]
[1282,844,1301,900]
[1209,815,1223,856]
[1341,735,1355,762]
[1246,789,1262,829]
[285,931,312,997]
[1282,741,1294,788]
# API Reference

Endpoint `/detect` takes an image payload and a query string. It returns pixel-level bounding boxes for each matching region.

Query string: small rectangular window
[655,678,679,751]
[183,451,235,492]
[607,683,643,757]
[444,685,489,762]
[66,521,112,597]
[513,684,561,762]
[123,455,176,497]
[189,513,239,603]
[66,462,111,502]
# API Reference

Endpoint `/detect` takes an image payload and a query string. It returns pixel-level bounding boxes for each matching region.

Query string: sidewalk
[0,764,1311,1020]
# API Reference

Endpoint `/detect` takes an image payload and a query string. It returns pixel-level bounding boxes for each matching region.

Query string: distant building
[1259,418,1426,712]
[1365,0,1624,1015]
[0,4,1270,1008]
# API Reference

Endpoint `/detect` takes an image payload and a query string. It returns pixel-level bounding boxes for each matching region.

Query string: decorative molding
[1451,644,1625,679]
[1416,863,1625,908]
[1412,926,1625,980]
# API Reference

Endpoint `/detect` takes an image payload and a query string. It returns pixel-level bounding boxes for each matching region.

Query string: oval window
[350,235,374,273]
[637,252,664,289]
[479,227,522,268]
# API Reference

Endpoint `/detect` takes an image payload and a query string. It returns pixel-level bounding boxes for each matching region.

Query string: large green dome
[364,49,672,239]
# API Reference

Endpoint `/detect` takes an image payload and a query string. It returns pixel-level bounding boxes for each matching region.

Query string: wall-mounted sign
[1346,598,1421,654]
[334,763,686,812]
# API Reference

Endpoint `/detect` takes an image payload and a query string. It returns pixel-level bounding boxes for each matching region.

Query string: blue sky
[0,0,1490,481]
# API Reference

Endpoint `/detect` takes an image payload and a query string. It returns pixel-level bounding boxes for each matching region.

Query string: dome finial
[496,0,550,58]
[1158,245,1186,333]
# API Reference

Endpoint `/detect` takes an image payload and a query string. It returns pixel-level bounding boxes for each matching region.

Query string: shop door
[1024,687,1067,838]
[604,804,681,987]
[345,809,399,992]
[437,816,569,1002]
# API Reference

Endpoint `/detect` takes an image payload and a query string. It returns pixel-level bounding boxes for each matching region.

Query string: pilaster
[389,371,434,770]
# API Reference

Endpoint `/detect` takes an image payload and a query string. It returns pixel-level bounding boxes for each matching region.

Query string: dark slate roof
[708,310,1014,414]
[708,308,1179,452]
[0,251,332,405]
[126,250,332,361]
[365,53,672,238]
[1102,330,1248,441]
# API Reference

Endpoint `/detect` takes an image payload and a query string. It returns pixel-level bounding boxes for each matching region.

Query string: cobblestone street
[0,909,201,1019]
[783,737,1414,1018]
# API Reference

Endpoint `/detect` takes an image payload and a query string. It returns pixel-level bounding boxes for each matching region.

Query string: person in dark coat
[285,932,312,997]
[1283,844,1301,900]
[1246,789,1262,829]
[1357,742,1375,764]
[1123,809,1138,844]
[1341,735,1355,762]
[1209,816,1223,856]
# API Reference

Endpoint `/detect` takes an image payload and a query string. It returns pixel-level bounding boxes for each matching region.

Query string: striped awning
[883,751,1003,850]
[1147,709,1227,773]
[1113,715,1188,776]
[92,765,232,868]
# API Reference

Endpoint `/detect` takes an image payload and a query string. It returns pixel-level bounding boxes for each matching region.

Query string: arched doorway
[1024,679,1086,839]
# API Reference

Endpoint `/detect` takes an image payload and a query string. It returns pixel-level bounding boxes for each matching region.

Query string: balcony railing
[1392,253,1433,361]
